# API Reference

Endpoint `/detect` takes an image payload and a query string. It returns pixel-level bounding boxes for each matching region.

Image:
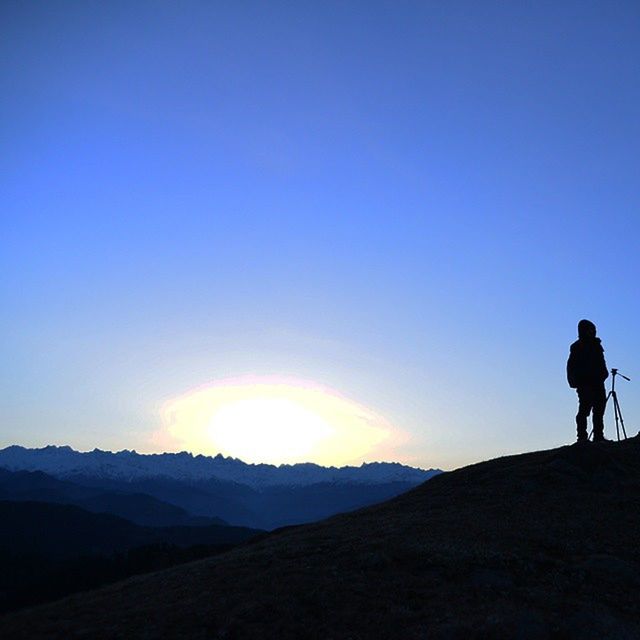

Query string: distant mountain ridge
[0,445,438,488]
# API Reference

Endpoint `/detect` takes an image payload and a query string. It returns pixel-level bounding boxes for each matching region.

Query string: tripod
[607,368,631,441]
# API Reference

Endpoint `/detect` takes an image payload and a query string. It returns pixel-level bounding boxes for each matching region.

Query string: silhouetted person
[567,319,609,443]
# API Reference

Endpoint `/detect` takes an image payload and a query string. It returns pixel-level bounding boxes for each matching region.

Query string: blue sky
[2,1,639,469]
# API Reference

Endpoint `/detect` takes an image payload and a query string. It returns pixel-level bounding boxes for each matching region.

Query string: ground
[2,437,640,639]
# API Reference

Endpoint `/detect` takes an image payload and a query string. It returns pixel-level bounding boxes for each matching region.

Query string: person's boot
[576,430,589,445]
[593,414,607,442]
[576,414,589,445]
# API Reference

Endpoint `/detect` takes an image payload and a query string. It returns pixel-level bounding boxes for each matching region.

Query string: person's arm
[599,345,609,381]
[567,348,578,388]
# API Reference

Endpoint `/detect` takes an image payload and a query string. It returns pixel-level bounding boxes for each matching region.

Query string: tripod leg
[604,391,613,441]
[611,391,621,441]
[614,396,628,439]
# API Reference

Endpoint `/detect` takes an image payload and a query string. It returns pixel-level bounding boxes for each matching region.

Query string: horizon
[0,442,439,472]
[2,2,639,471]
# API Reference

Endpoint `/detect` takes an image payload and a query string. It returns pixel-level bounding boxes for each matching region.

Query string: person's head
[578,319,597,339]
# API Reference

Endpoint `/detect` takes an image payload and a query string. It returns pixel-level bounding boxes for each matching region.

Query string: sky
[1,1,639,470]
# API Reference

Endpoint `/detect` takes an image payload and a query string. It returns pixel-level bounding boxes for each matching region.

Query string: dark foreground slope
[3,438,640,639]
[0,501,261,613]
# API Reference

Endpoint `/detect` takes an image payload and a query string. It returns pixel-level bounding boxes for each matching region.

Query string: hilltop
[2,438,640,639]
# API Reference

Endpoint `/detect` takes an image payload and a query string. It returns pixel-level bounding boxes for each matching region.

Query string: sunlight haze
[156,376,404,466]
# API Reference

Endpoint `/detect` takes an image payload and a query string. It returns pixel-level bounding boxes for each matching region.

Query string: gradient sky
[2,1,639,470]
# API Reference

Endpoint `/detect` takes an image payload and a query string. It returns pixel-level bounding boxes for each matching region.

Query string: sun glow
[154,376,406,465]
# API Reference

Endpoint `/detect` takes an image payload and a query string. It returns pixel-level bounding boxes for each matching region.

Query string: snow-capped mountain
[0,445,440,488]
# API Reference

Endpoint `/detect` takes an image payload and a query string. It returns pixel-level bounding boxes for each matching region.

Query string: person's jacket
[566,337,609,389]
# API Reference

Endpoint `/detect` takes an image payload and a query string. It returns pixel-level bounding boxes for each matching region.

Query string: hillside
[2,438,640,639]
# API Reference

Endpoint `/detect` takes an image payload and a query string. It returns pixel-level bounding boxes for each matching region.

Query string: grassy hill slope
[2,438,640,639]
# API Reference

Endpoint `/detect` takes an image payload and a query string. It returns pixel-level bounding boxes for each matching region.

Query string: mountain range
[0,445,436,487]
[0,445,440,530]
[2,437,639,638]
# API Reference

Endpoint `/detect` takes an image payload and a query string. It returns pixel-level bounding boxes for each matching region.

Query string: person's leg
[576,387,592,442]
[592,383,607,441]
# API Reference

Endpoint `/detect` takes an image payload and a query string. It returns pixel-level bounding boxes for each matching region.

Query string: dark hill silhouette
[66,473,260,526]
[0,501,260,559]
[0,501,262,613]
[252,480,419,529]
[56,472,420,530]
[0,468,92,501]
[0,467,424,530]
[2,439,640,639]
[0,469,226,527]
[74,492,225,527]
